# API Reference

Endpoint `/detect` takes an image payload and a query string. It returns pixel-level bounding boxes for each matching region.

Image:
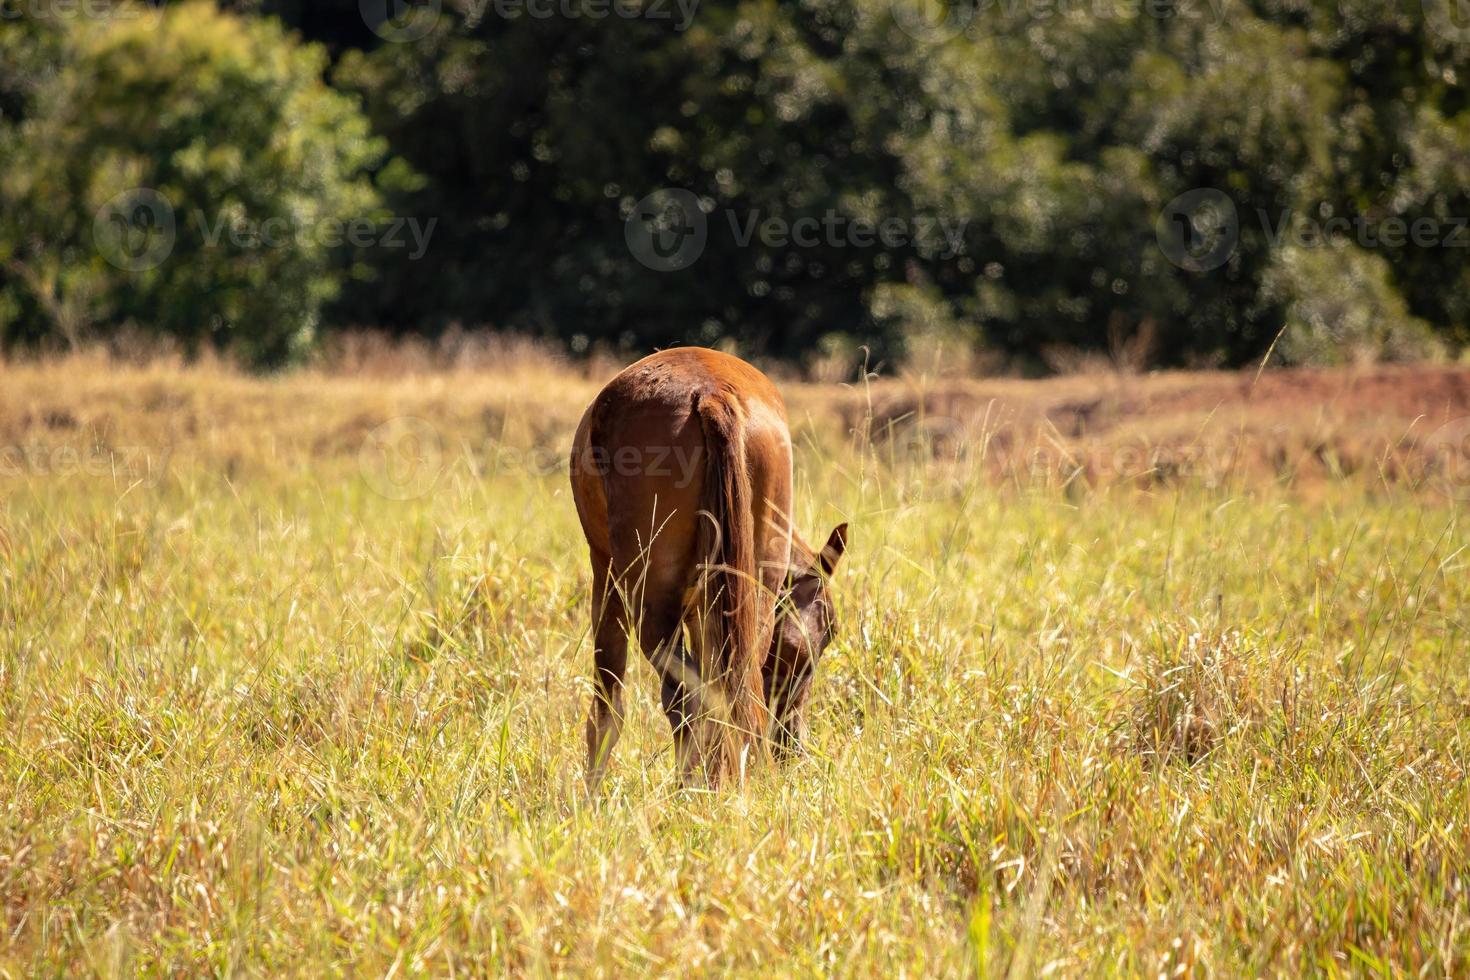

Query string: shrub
[0,3,384,366]
[1261,243,1445,367]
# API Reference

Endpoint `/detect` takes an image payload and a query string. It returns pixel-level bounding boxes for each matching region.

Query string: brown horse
[570,348,847,788]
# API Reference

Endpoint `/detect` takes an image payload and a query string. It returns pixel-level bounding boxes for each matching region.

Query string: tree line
[2,0,1468,370]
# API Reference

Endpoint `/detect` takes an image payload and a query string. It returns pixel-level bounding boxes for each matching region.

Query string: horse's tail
[695,391,770,781]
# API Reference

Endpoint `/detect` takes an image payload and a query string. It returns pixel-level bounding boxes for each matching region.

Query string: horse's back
[594,347,785,423]
[571,348,793,578]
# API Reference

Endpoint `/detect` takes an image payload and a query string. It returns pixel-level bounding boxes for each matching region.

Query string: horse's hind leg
[585,555,628,793]
[640,593,710,786]
[606,498,706,785]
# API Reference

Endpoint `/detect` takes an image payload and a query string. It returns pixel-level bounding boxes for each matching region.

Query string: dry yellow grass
[1,350,1467,975]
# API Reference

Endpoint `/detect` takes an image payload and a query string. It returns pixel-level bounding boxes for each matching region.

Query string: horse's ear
[818,523,848,576]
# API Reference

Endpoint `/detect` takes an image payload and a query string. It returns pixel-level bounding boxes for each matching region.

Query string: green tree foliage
[0,2,383,365]
[325,0,1469,368]
[2,0,1469,369]
[0,9,65,125]
[330,2,972,360]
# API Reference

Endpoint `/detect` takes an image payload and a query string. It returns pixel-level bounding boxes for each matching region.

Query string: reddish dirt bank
[800,365,1470,493]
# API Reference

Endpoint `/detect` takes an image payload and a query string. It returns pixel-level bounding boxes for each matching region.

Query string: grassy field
[2,351,1468,975]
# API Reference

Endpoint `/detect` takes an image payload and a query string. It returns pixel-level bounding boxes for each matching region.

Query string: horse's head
[766,523,848,756]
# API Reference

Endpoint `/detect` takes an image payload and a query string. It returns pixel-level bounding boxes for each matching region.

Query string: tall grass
[0,354,1466,974]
